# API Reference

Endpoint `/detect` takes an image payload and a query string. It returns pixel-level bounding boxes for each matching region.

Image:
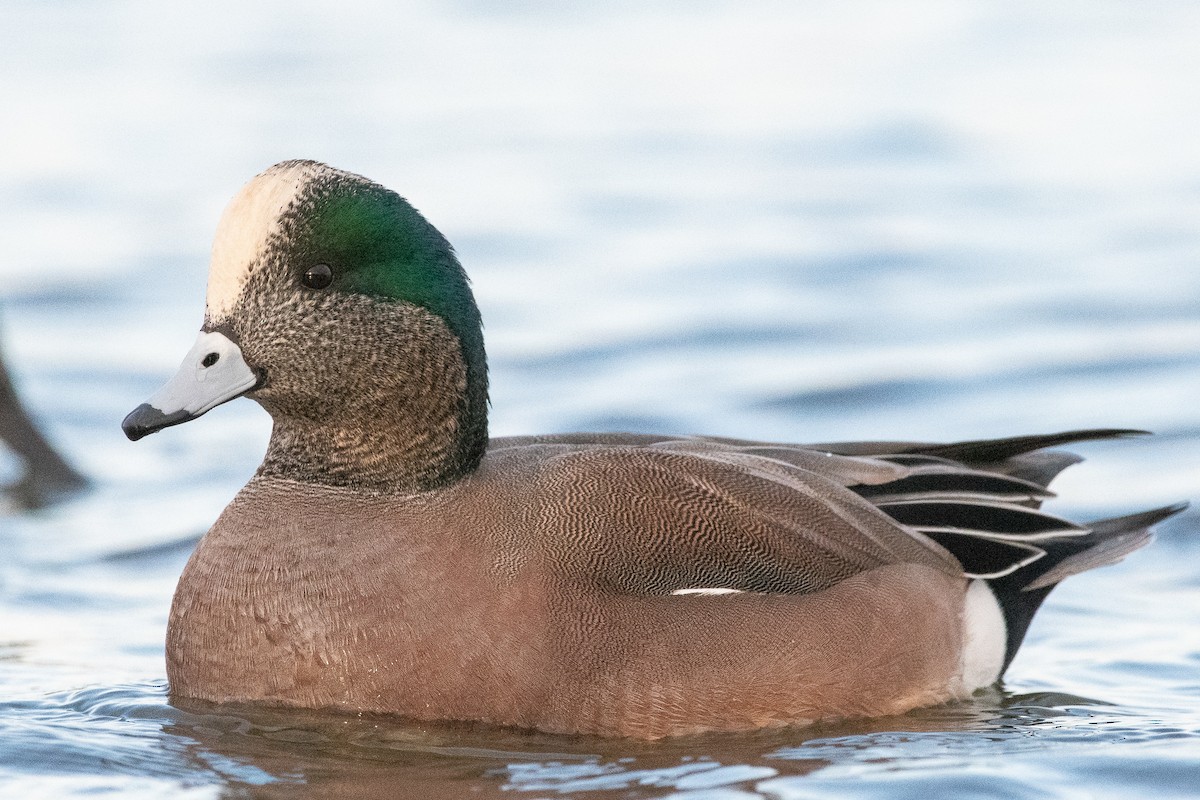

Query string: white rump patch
[206,162,320,322]
[670,587,745,596]
[956,580,1006,694]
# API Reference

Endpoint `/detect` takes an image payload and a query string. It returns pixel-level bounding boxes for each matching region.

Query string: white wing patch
[671,588,746,596]
[206,162,317,322]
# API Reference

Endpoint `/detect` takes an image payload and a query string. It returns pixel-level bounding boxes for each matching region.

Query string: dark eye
[302,264,334,290]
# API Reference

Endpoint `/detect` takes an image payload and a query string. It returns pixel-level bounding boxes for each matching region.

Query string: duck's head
[122,160,488,490]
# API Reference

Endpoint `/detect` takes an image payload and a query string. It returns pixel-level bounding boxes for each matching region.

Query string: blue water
[2,1,1199,797]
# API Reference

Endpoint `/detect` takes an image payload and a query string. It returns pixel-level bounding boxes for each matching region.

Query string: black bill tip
[121,403,193,442]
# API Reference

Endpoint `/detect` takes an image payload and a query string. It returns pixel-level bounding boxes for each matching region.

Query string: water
[2,1,1199,797]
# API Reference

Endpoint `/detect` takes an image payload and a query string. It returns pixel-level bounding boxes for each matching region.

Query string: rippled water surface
[2,2,1199,797]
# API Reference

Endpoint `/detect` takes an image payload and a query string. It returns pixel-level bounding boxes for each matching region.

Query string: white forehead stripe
[205,162,317,322]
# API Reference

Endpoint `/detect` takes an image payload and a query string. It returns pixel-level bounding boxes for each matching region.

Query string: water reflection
[165,701,827,798]
[9,684,1113,798]
[3,638,1196,798]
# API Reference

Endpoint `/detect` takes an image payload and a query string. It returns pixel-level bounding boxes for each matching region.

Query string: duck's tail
[845,429,1187,673]
[983,502,1184,671]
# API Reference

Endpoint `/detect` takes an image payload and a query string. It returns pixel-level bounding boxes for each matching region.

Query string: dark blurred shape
[0,317,87,509]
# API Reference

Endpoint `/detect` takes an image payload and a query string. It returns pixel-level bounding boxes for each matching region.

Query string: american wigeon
[122,160,1183,738]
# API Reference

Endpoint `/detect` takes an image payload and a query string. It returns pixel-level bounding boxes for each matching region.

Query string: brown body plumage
[125,161,1183,738]
[169,439,967,738]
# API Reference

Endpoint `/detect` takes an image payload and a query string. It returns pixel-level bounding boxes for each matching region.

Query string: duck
[121,160,1183,738]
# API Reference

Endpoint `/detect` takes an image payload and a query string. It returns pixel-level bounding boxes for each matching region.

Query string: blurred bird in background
[0,309,86,509]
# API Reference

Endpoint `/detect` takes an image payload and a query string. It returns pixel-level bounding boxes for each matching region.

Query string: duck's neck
[258,417,467,494]
[255,315,489,494]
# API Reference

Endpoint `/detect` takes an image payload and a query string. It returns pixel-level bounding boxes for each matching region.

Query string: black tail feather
[853,429,1183,675]
[989,502,1186,671]
[908,428,1149,464]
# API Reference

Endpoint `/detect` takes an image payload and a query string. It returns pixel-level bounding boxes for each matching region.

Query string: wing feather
[492,429,1177,599]
[534,446,958,596]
